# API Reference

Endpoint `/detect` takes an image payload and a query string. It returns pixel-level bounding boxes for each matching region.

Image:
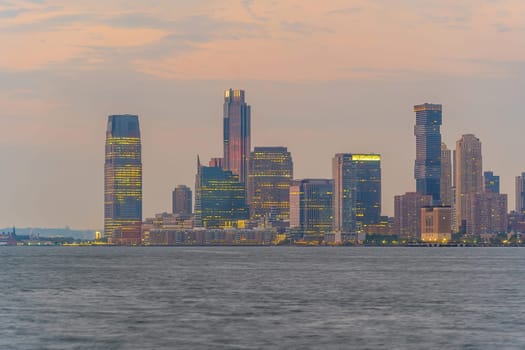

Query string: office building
[483,171,500,194]
[394,192,432,241]
[223,89,251,184]
[455,134,482,233]
[289,179,333,237]
[332,153,381,233]
[414,103,442,204]
[194,159,249,229]
[441,143,453,206]
[104,115,142,244]
[247,147,293,222]
[172,185,192,216]
[420,206,452,242]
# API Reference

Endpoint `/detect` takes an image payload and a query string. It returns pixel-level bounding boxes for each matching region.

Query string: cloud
[0,8,28,18]
[241,0,268,21]
[280,20,330,37]
[325,7,363,16]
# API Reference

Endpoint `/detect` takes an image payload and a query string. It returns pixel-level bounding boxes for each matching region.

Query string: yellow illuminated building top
[413,103,442,112]
[351,154,381,162]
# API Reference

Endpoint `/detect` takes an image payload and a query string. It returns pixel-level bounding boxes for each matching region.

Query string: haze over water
[1,247,524,349]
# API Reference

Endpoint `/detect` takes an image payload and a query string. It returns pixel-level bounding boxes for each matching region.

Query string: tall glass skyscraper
[247,147,293,222]
[194,159,249,229]
[332,153,381,233]
[414,103,442,204]
[223,89,251,184]
[104,115,142,244]
[289,179,333,237]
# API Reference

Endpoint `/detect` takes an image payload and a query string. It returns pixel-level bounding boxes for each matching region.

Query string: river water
[1,247,524,349]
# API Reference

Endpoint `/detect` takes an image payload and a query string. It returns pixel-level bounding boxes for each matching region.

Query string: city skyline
[2,1,525,229]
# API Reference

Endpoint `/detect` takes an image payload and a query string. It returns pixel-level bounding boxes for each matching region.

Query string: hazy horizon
[2,0,525,229]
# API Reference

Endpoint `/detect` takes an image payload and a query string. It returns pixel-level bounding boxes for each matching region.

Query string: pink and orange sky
[1,0,525,229]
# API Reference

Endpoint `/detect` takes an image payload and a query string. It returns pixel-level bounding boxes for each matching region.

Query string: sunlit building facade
[223,89,251,184]
[247,147,293,222]
[104,114,142,244]
[194,159,249,229]
[289,179,333,237]
[414,103,442,204]
[420,206,452,242]
[332,153,381,233]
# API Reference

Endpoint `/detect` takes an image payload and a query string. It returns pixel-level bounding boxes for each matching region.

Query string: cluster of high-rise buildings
[103,92,523,245]
[395,104,508,243]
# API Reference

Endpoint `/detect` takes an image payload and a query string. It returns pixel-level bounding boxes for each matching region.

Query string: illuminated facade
[289,179,333,236]
[455,134,482,233]
[420,206,452,242]
[194,159,249,229]
[247,147,293,222]
[104,114,142,244]
[172,185,192,215]
[332,153,381,233]
[223,89,251,184]
[414,103,442,204]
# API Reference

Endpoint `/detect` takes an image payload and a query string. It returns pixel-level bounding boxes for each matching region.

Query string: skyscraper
[104,114,142,244]
[194,159,249,229]
[289,179,333,237]
[441,143,453,206]
[483,171,500,194]
[332,153,381,233]
[414,103,442,204]
[516,173,525,214]
[455,134,482,233]
[172,185,192,216]
[247,147,293,222]
[223,89,251,184]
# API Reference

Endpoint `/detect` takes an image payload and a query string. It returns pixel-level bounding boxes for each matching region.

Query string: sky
[1,0,525,229]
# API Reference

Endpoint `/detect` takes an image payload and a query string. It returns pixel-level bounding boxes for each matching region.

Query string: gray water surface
[1,247,524,349]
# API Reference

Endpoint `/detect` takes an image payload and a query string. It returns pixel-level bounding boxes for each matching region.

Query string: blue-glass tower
[195,158,249,229]
[414,103,442,204]
[104,114,142,244]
